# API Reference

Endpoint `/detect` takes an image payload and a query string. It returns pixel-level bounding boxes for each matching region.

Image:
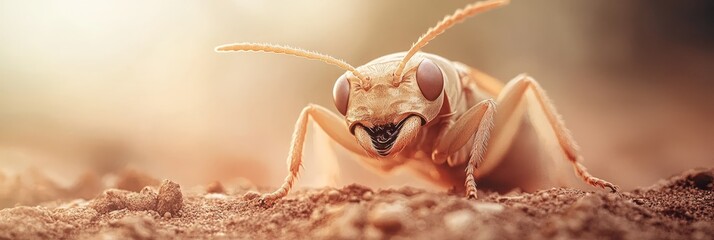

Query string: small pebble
[512,203,529,211]
[206,181,226,194]
[243,191,261,200]
[362,191,374,201]
[540,192,551,199]
[557,194,568,201]
[91,188,159,214]
[156,180,183,216]
[327,189,341,201]
[633,198,646,205]
[691,172,713,190]
[408,194,437,209]
[369,202,408,233]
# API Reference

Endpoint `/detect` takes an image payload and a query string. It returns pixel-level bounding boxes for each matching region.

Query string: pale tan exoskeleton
[216,0,618,204]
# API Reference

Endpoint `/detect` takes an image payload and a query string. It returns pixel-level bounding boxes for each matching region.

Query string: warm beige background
[1,1,712,190]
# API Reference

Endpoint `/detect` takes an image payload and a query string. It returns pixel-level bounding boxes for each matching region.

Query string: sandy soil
[0,168,712,240]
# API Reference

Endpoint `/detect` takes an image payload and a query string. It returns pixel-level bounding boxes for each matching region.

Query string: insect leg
[260,104,369,204]
[431,99,497,198]
[495,74,619,192]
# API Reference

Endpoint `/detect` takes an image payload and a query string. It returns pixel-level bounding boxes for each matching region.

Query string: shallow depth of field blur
[1,1,712,191]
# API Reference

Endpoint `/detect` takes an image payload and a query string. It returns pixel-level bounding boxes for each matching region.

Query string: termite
[216,0,618,204]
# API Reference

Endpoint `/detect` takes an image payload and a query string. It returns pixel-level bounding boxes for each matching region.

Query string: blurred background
[1,0,713,201]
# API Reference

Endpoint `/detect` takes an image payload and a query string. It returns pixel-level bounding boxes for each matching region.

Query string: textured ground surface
[0,168,712,240]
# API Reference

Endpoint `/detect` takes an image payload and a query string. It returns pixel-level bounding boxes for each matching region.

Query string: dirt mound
[0,168,712,239]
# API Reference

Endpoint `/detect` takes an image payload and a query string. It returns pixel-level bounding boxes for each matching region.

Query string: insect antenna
[216,42,367,83]
[393,0,509,83]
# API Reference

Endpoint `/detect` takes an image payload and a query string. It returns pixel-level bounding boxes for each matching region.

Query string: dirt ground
[0,168,712,240]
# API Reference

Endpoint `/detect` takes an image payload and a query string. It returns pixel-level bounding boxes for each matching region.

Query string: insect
[216,0,618,204]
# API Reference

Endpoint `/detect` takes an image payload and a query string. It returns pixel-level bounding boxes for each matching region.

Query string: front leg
[495,74,618,192]
[431,99,497,198]
[260,104,368,204]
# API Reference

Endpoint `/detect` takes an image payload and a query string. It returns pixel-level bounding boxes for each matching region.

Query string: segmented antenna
[393,0,510,83]
[216,42,366,83]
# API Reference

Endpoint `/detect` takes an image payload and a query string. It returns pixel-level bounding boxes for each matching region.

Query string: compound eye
[416,58,444,101]
[333,74,350,115]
